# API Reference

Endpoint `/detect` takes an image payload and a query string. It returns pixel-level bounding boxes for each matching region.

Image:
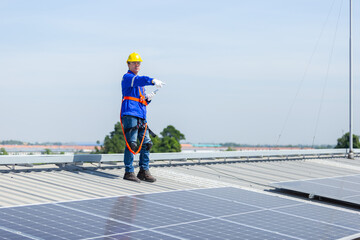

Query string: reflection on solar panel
[0,187,359,239]
[271,174,360,206]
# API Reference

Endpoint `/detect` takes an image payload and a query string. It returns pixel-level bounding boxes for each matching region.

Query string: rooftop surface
[1,151,360,239]
[1,152,360,209]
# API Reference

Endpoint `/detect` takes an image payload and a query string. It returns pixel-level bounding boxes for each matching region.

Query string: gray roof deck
[1,151,360,209]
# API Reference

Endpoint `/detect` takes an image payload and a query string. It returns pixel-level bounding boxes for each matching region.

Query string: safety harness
[120,87,148,155]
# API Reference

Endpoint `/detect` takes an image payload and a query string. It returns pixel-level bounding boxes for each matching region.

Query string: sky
[1,0,360,145]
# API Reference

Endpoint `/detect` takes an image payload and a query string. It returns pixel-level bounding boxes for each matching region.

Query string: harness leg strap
[129,142,138,152]
[145,142,153,151]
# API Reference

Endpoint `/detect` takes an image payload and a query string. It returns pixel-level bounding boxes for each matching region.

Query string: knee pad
[129,142,137,151]
[145,142,153,151]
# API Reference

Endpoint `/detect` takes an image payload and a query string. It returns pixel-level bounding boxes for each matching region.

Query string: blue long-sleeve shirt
[121,70,154,119]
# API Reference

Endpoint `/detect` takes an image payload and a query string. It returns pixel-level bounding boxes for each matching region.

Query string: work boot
[137,169,157,182]
[123,172,141,183]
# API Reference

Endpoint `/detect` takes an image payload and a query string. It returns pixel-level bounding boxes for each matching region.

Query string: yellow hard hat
[127,52,143,63]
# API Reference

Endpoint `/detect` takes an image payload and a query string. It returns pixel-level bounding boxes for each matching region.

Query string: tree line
[1,131,358,156]
[95,123,185,154]
[335,132,360,148]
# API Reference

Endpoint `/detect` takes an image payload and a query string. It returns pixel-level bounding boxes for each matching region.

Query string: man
[121,52,165,183]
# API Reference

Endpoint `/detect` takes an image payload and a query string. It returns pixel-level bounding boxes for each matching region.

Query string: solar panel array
[0,187,359,240]
[271,174,360,206]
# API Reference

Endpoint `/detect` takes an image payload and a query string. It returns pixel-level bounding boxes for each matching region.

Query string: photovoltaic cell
[92,230,179,240]
[131,190,260,217]
[223,210,359,240]
[271,174,360,205]
[0,187,359,240]
[0,204,140,239]
[274,181,357,199]
[0,228,33,240]
[274,204,360,231]
[58,196,207,228]
[190,186,300,208]
[156,218,297,240]
[313,178,360,190]
[345,195,360,204]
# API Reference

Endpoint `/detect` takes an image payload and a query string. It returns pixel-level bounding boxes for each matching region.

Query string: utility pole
[348,0,354,159]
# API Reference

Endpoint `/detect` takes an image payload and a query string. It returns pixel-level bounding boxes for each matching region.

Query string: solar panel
[59,196,207,229]
[271,174,360,205]
[224,210,356,240]
[129,190,259,217]
[100,230,180,240]
[0,204,141,239]
[0,227,34,239]
[155,218,296,240]
[0,187,359,240]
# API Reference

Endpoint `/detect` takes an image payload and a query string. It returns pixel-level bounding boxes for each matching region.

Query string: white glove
[146,92,156,101]
[152,79,165,88]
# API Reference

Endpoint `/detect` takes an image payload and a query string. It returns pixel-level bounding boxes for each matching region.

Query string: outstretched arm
[122,74,154,88]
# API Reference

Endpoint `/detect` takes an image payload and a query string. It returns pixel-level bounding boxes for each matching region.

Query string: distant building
[180,143,311,153]
[0,144,95,155]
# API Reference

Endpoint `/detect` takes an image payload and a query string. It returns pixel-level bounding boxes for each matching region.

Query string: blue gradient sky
[1,0,360,145]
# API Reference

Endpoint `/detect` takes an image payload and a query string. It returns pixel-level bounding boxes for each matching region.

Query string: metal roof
[0,148,353,165]
[1,151,360,210]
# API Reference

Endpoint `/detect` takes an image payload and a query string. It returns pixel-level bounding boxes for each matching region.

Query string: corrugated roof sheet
[1,156,360,208]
